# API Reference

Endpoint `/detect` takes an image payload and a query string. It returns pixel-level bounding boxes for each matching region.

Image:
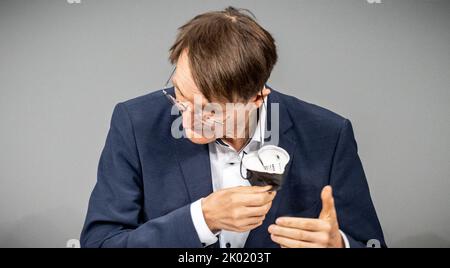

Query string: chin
[186,137,214,144]
[184,128,216,144]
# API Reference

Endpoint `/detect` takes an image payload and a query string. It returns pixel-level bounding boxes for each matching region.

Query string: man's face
[171,50,268,144]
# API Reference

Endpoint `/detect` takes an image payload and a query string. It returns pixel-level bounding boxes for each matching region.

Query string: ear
[250,87,271,108]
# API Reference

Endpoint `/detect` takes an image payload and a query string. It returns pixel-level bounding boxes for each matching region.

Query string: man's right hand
[201,185,276,233]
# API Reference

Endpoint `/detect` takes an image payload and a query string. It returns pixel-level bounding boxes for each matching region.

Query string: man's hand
[268,185,344,248]
[202,185,276,233]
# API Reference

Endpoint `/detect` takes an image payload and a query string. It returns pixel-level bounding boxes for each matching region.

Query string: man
[80,7,385,248]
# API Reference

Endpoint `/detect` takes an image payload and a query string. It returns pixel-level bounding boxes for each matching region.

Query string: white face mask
[242,145,290,191]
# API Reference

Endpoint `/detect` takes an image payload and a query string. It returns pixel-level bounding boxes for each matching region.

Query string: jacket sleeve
[329,119,387,248]
[80,103,202,248]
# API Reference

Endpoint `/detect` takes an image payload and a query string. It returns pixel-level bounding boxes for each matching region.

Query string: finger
[240,222,264,232]
[242,202,272,217]
[276,217,330,232]
[237,185,273,193]
[241,215,266,226]
[270,234,323,248]
[238,191,276,207]
[231,218,264,232]
[319,185,337,220]
[268,224,317,242]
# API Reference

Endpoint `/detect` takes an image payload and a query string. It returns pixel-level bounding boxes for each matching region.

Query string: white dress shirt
[189,103,350,248]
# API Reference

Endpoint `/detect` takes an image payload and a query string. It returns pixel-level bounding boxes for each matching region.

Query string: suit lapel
[174,133,214,203]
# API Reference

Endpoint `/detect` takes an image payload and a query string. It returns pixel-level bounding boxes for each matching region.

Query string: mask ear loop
[240,151,249,180]
[256,87,268,170]
[259,87,267,150]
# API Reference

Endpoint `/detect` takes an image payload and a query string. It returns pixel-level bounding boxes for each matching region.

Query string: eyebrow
[171,79,188,99]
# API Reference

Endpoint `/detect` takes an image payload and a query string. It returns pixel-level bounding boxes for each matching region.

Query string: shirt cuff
[190,198,219,247]
[339,230,351,248]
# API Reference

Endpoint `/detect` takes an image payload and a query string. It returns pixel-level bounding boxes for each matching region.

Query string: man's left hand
[268,185,344,248]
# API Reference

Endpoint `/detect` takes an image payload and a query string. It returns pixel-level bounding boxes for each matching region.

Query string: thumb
[319,185,336,220]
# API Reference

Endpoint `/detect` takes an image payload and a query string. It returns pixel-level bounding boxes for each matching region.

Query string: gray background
[0,0,449,247]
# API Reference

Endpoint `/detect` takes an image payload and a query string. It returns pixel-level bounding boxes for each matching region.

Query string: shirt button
[229,162,235,165]
[226,242,231,248]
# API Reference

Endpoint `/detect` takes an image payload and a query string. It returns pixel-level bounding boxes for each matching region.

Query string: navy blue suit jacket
[80,87,386,248]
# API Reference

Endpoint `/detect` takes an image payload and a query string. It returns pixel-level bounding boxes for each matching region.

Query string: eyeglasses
[162,66,228,126]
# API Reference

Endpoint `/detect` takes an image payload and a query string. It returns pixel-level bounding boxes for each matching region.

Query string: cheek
[182,113,217,144]
[181,111,193,129]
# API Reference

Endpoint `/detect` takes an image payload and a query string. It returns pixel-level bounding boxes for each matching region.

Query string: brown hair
[169,6,277,102]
